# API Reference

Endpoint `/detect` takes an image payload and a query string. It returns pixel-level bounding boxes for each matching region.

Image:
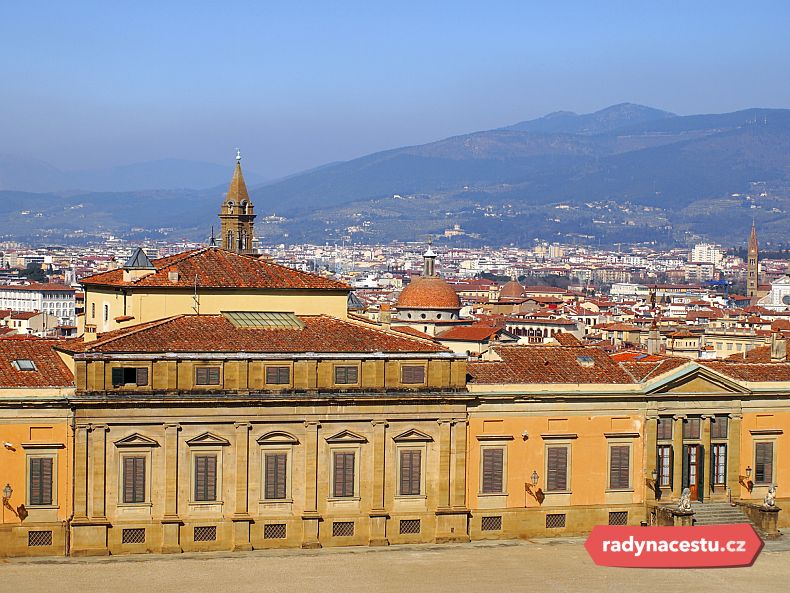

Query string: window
[682,417,700,440]
[710,416,728,440]
[195,367,220,386]
[28,457,53,506]
[111,367,148,387]
[400,365,425,385]
[194,455,218,501]
[12,359,37,371]
[546,446,569,492]
[91,303,95,319]
[657,445,673,488]
[399,449,422,496]
[264,452,287,500]
[104,304,109,322]
[712,444,727,485]
[334,365,359,385]
[754,442,774,484]
[656,417,673,440]
[609,445,630,490]
[481,448,504,494]
[332,451,355,497]
[265,366,290,385]
[122,456,146,503]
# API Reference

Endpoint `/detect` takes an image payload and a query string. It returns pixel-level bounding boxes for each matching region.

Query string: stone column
[369,420,389,546]
[90,424,109,520]
[701,415,712,500]
[301,420,321,549]
[73,424,90,520]
[232,422,253,551]
[672,415,684,500]
[160,423,182,554]
[644,416,658,501]
[728,413,743,499]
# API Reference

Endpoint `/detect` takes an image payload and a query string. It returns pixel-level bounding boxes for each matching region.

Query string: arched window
[227,201,235,214]
[226,231,233,249]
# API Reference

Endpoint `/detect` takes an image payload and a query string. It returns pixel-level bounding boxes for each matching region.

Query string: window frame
[400,364,426,385]
[329,449,359,500]
[711,443,727,486]
[265,365,291,386]
[682,417,701,440]
[657,444,673,488]
[118,452,150,505]
[656,417,673,441]
[479,445,507,495]
[397,447,424,497]
[333,364,360,386]
[194,366,221,386]
[190,450,222,504]
[26,452,57,508]
[754,441,775,485]
[607,443,632,491]
[262,449,291,501]
[111,366,149,387]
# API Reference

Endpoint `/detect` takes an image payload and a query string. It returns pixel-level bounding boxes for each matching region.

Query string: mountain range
[2,103,790,246]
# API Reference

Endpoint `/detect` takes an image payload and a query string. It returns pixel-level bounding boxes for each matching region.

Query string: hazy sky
[2,1,789,178]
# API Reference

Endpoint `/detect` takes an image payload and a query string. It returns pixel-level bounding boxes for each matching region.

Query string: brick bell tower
[747,220,759,299]
[219,149,256,254]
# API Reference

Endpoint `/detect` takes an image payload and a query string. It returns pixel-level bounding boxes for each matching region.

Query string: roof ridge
[86,315,185,350]
[325,315,445,348]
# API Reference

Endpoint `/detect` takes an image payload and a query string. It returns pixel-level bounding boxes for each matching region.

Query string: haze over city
[2,0,789,177]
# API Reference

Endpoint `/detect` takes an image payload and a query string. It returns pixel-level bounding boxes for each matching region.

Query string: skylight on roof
[12,359,37,371]
[222,311,305,329]
[576,355,595,368]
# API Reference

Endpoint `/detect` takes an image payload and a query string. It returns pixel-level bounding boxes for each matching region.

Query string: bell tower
[747,221,759,299]
[219,150,256,254]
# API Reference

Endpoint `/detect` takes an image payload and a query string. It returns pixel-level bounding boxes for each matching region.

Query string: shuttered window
[657,445,673,488]
[609,445,630,490]
[334,366,359,385]
[194,455,218,501]
[712,444,727,485]
[111,367,149,387]
[399,450,422,496]
[546,446,568,492]
[333,452,355,497]
[400,365,425,385]
[683,418,700,440]
[122,456,146,503]
[265,366,290,385]
[710,416,729,440]
[755,442,774,484]
[264,453,288,500]
[28,457,53,506]
[656,417,673,440]
[481,448,504,493]
[195,367,220,385]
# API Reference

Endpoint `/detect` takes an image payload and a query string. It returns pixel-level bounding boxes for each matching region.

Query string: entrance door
[684,445,704,501]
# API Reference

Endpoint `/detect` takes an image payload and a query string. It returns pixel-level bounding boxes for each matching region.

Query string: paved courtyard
[3,539,789,593]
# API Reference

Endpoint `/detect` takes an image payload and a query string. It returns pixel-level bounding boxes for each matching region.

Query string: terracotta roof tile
[700,361,790,382]
[80,247,349,291]
[61,314,448,354]
[0,338,74,388]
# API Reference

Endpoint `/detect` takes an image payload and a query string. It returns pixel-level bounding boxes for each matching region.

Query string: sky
[1,0,789,178]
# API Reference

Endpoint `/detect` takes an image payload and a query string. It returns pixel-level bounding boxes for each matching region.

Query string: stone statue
[678,488,692,512]
[763,484,777,509]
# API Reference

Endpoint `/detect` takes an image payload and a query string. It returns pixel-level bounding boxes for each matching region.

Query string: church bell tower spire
[218,150,256,255]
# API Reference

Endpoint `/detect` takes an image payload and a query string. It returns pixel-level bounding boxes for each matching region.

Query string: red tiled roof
[80,247,349,291]
[700,362,790,382]
[435,325,503,342]
[0,338,74,388]
[396,276,461,310]
[10,311,40,320]
[619,358,687,381]
[60,314,448,354]
[391,326,434,340]
[468,345,635,384]
[0,283,75,292]
[554,332,582,347]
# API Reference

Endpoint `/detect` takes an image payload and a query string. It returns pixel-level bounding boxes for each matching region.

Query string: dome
[396,276,461,310]
[499,279,525,300]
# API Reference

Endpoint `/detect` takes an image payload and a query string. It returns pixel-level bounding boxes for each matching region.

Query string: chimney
[380,304,392,329]
[771,333,787,363]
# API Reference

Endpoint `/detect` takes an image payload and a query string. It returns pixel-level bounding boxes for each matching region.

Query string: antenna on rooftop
[192,275,200,315]
[209,226,216,247]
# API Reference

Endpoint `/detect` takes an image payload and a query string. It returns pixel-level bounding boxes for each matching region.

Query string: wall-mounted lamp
[651,469,658,482]
[521,430,529,441]
[2,483,11,500]
[525,470,544,504]
[739,466,754,493]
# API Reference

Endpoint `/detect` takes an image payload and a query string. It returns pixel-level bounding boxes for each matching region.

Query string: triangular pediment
[114,433,159,447]
[186,432,230,446]
[647,365,748,395]
[325,430,367,443]
[257,431,299,446]
[392,429,434,443]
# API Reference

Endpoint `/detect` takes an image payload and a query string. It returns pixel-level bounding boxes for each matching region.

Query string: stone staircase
[690,501,768,538]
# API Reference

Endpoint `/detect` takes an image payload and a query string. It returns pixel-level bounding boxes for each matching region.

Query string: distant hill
[0,156,266,192]
[2,104,790,247]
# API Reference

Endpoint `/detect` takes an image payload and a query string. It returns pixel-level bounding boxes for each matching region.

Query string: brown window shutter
[609,446,630,489]
[333,452,355,497]
[196,367,206,384]
[755,442,774,483]
[123,456,145,503]
[481,448,504,493]
[348,366,358,383]
[136,367,148,386]
[401,366,425,384]
[195,455,218,501]
[29,457,53,506]
[400,450,422,495]
[208,367,220,384]
[123,457,135,503]
[546,446,568,491]
[265,453,287,499]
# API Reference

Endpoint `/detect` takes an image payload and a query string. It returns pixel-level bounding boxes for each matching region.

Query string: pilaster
[232,422,253,551]
[301,420,322,549]
[672,415,684,499]
[160,423,182,554]
[369,420,389,546]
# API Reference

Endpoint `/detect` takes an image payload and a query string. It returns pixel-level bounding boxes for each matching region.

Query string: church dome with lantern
[396,246,461,321]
